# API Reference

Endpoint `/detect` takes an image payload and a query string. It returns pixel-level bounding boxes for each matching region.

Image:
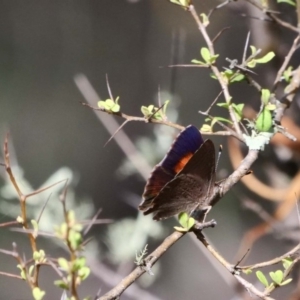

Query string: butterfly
[139,125,216,221]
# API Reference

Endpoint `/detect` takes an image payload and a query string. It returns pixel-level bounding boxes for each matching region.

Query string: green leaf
[283,66,293,82]
[29,265,35,276]
[78,266,91,280]
[67,210,76,224]
[111,104,120,113]
[242,268,252,275]
[277,0,296,5]
[201,47,211,64]
[33,250,46,263]
[170,0,181,4]
[217,102,229,109]
[98,99,120,113]
[141,106,150,117]
[282,258,293,270]
[72,257,86,271]
[32,287,45,300]
[250,45,257,55]
[266,103,276,111]
[58,258,69,272]
[255,108,273,132]
[31,219,39,232]
[247,59,256,68]
[261,89,271,105]
[281,278,292,286]
[256,270,269,287]
[200,13,209,26]
[255,52,275,64]
[54,279,69,290]
[201,124,212,132]
[163,100,170,115]
[148,105,154,112]
[269,270,283,285]
[211,116,232,129]
[230,73,245,83]
[232,103,244,120]
[177,212,195,231]
[191,59,206,65]
[69,229,83,250]
[17,264,27,280]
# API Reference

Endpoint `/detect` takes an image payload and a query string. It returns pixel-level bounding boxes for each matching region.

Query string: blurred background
[0,0,299,299]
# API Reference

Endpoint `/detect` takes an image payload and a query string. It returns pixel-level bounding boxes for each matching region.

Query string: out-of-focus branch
[188,5,242,136]
[98,231,187,300]
[273,34,300,91]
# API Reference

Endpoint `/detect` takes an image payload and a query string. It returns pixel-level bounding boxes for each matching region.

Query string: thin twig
[273,34,300,91]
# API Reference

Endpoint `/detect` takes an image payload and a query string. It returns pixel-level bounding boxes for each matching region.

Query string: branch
[98,231,186,300]
[188,5,242,136]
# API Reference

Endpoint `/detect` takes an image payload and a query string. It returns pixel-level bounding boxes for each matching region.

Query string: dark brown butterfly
[139,125,216,221]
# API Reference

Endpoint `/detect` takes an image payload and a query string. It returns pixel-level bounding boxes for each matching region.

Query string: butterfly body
[139,125,216,221]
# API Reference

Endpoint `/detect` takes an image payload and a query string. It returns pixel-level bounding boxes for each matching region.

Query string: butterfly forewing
[142,139,216,220]
[140,125,203,212]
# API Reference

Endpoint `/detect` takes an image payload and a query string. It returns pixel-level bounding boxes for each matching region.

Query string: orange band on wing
[173,153,193,173]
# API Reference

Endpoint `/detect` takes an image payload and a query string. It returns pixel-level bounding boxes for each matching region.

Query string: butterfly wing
[142,139,216,220]
[139,125,204,211]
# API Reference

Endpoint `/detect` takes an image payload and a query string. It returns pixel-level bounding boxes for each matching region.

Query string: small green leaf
[250,45,257,55]
[211,116,232,129]
[261,89,271,105]
[255,108,273,132]
[283,66,293,82]
[31,219,39,232]
[201,47,211,64]
[148,105,154,112]
[17,264,26,280]
[178,212,195,231]
[232,103,244,120]
[269,270,283,285]
[282,258,293,270]
[67,210,76,224]
[72,257,86,271]
[141,106,150,117]
[230,73,245,83]
[29,265,35,276]
[243,268,252,275]
[111,104,120,113]
[58,258,69,272]
[33,250,46,263]
[247,59,257,68]
[54,279,69,290]
[32,287,45,300]
[78,266,91,280]
[255,52,275,64]
[266,103,276,111]
[281,278,293,286]
[277,0,296,5]
[217,102,229,109]
[163,100,170,115]
[200,13,209,26]
[191,59,206,65]
[200,124,212,132]
[170,0,181,4]
[98,98,120,113]
[256,270,269,287]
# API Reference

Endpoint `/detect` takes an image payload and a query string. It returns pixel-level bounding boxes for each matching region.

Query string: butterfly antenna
[215,145,223,172]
